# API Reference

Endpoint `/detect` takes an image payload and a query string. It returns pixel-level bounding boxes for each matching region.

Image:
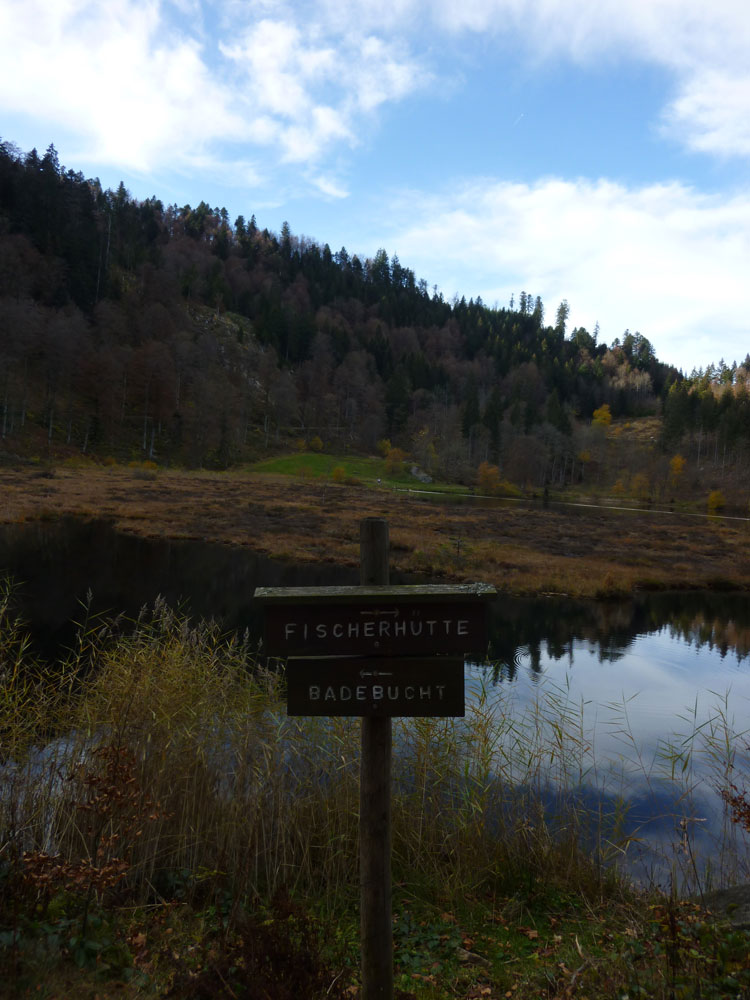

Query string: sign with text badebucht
[285,656,465,717]
[254,583,495,719]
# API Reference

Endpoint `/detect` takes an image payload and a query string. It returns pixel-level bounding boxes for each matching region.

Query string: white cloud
[385,177,750,371]
[4,0,749,187]
[220,18,353,163]
[321,0,750,160]
[664,69,750,159]
[0,0,429,177]
[431,0,750,160]
[2,0,749,364]
[310,174,349,199]
[352,35,427,112]
[221,15,431,162]
[0,0,245,174]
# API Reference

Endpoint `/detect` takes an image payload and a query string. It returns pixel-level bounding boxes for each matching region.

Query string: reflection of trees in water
[487,591,750,682]
[0,518,360,662]
[3,519,749,677]
[668,618,750,662]
[654,592,750,664]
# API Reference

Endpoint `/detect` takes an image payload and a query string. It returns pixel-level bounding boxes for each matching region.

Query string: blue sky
[2,0,749,373]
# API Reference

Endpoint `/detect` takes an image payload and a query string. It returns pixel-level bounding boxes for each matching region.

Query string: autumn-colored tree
[1,138,695,469]
[669,454,686,489]
[631,472,650,501]
[385,447,407,474]
[477,461,501,495]
[592,403,612,427]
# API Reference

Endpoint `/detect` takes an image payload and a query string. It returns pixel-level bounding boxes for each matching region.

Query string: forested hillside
[1,139,748,504]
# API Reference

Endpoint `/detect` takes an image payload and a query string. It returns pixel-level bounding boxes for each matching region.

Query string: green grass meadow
[247,451,465,493]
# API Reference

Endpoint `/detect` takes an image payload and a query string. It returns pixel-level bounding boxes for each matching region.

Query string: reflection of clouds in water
[467,631,750,885]
[480,631,750,766]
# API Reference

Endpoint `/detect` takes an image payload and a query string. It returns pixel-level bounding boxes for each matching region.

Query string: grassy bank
[2,592,750,998]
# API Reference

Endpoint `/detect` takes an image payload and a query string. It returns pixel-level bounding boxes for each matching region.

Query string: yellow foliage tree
[631,472,650,500]
[477,461,501,495]
[385,447,407,474]
[669,454,686,488]
[592,403,612,427]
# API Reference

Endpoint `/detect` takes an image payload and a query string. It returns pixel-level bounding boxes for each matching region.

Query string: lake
[2,516,749,886]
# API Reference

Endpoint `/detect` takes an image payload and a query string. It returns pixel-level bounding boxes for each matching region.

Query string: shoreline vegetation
[0,593,750,1000]
[2,458,750,600]
[1,595,750,999]
[3,459,750,998]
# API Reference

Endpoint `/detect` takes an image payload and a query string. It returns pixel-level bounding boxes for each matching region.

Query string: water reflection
[2,517,749,674]
[487,591,750,681]
[469,627,750,887]
[0,517,359,659]
[2,516,750,885]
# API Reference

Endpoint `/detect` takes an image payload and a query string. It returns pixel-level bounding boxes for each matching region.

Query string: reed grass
[5,594,750,996]
[1,604,606,925]
[2,599,747,915]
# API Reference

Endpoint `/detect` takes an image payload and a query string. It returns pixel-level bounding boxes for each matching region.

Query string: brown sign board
[255,584,495,659]
[286,657,465,717]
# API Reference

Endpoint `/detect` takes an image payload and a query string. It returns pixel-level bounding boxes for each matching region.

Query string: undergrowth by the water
[2,587,750,998]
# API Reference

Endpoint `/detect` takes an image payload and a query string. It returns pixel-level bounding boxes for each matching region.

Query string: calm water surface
[469,626,750,884]
[3,517,750,884]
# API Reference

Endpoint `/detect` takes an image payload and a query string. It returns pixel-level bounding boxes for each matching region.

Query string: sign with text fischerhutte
[254,583,495,719]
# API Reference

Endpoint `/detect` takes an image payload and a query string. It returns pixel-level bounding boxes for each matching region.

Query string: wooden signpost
[254,519,495,1000]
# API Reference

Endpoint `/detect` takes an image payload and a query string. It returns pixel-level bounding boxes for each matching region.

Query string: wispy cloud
[0,0,430,177]
[385,176,750,370]
[2,0,749,179]
[2,0,749,373]
[424,0,750,160]
[310,174,350,199]
[663,69,750,159]
[220,15,431,163]
[323,0,750,161]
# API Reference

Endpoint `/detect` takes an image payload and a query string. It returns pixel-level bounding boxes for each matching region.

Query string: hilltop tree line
[0,138,746,489]
[662,364,750,475]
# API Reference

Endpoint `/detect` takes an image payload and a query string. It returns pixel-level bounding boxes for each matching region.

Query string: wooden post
[359,518,393,1000]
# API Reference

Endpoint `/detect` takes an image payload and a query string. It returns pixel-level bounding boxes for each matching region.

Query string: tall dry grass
[1,591,748,922]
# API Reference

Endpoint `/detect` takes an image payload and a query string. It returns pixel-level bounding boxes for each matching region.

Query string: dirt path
[2,466,750,597]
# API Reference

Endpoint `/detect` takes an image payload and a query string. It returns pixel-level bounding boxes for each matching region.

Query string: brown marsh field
[2,464,750,597]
